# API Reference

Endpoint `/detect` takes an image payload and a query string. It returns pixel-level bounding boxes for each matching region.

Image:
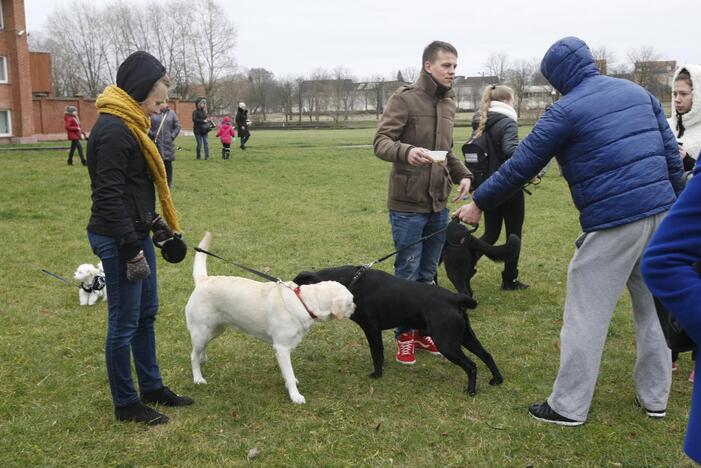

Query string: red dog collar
[294,286,317,319]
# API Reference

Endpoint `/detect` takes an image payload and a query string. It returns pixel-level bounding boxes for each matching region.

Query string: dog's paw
[489,376,504,386]
[369,371,383,379]
[194,377,208,385]
[290,393,306,404]
[465,388,477,397]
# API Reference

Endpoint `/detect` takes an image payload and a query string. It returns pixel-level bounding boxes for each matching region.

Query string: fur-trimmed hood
[668,64,701,160]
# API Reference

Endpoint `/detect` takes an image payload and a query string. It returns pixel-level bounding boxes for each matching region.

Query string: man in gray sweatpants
[455,36,685,425]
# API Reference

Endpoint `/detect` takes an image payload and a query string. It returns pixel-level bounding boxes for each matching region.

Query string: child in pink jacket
[215,117,236,159]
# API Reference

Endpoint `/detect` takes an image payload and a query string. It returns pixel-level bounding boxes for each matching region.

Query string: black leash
[349,219,478,288]
[193,247,283,283]
[41,269,81,288]
[522,174,542,196]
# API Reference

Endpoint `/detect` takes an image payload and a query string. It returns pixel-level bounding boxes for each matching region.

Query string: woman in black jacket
[192,97,211,160]
[471,84,528,290]
[87,51,193,426]
[235,102,251,150]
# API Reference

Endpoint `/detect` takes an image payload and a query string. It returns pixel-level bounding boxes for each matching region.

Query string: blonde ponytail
[473,84,515,138]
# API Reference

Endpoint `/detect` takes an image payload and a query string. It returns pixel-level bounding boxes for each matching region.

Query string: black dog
[441,221,521,297]
[293,267,503,396]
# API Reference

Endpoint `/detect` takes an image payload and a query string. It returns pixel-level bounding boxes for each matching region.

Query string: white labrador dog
[185,232,356,404]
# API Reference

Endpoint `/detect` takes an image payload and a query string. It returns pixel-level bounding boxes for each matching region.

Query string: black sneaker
[528,401,585,426]
[501,279,529,290]
[115,402,169,425]
[141,386,194,407]
[635,397,666,418]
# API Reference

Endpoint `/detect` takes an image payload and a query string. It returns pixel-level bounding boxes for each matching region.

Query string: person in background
[215,116,236,159]
[192,97,212,160]
[455,36,683,426]
[235,102,251,150]
[373,40,472,366]
[471,84,528,290]
[87,51,193,426]
[149,102,181,188]
[642,162,701,464]
[64,105,87,166]
[669,66,701,174]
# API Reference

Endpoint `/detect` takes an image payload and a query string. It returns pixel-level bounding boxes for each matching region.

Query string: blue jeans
[389,209,448,337]
[88,232,163,408]
[195,133,209,160]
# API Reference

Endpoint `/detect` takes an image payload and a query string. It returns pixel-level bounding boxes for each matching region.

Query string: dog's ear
[458,294,478,310]
[293,271,322,285]
[330,295,354,319]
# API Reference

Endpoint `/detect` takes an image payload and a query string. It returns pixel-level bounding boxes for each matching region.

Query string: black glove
[151,215,175,247]
[126,251,151,282]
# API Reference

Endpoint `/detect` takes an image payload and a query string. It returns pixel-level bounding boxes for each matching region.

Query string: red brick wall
[32,97,197,140]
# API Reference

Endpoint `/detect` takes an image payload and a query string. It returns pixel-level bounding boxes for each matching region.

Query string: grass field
[0,127,695,466]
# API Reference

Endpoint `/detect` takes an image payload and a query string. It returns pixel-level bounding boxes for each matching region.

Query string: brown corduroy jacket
[373,72,471,213]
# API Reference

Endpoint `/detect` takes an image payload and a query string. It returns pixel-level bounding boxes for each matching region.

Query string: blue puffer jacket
[473,37,684,232]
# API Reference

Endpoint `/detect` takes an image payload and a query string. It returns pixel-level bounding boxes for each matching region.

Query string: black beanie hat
[116,51,166,102]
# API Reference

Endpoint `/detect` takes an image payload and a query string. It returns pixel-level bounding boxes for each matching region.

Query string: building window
[0,57,7,83]
[0,110,11,136]
[0,4,4,30]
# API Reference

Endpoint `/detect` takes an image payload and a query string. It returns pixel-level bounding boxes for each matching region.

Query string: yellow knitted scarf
[96,85,181,232]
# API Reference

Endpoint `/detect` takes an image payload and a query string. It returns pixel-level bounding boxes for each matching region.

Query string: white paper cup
[428,150,447,162]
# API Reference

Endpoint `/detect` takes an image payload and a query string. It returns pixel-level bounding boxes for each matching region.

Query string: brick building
[0,0,35,142]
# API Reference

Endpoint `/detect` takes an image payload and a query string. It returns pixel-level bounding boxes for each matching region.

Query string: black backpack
[461,124,500,190]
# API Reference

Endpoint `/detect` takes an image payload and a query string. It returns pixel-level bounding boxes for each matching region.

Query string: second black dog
[441,223,521,298]
[293,266,503,396]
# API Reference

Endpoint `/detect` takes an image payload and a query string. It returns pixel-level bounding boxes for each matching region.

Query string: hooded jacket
[641,161,701,464]
[64,113,82,141]
[471,102,519,165]
[216,117,236,145]
[373,71,471,213]
[473,36,684,232]
[668,64,701,164]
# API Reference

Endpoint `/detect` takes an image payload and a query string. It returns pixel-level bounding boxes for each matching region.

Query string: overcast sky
[23,0,701,80]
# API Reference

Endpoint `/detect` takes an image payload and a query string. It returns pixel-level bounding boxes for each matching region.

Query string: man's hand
[407,147,434,166]
[452,178,472,202]
[453,202,483,225]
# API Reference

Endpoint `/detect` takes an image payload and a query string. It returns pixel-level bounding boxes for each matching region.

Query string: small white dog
[74,262,107,306]
[185,232,356,404]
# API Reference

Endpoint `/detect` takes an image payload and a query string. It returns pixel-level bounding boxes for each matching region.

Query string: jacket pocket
[391,172,425,204]
[434,166,452,202]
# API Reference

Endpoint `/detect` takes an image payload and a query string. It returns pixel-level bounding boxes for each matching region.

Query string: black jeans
[481,189,525,282]
[164,160,173,187]
[68,140,85,164]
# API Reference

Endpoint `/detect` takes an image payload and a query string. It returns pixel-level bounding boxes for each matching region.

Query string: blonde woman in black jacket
[471,85,527,290]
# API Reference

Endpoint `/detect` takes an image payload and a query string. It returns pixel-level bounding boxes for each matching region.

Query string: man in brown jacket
[373,40,472,365]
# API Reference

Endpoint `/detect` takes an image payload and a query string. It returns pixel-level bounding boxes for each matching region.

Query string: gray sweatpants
[547,212,672,422]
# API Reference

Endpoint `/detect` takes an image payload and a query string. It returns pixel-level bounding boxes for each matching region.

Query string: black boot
[115,402,169,425]
[501,271,529,291]
[141,386,194,407]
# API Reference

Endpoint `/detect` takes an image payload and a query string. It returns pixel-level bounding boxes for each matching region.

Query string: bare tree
[590,45,615,74]
[399,66,419,83]
[329,67,355,125]
[484,52,509,83]
[507,59,536,117]
[627,45,662,91]
[246,68,275,120]
[191,0,237,113]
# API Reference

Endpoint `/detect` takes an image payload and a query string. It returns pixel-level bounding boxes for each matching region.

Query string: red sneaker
[672,361,678,372]
[396,332,416,365]
[414,332,441,356]
[690,369,695,383]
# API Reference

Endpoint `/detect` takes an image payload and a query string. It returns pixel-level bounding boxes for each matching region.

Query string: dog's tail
[470,233,521,262]
[193,232,211,284]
